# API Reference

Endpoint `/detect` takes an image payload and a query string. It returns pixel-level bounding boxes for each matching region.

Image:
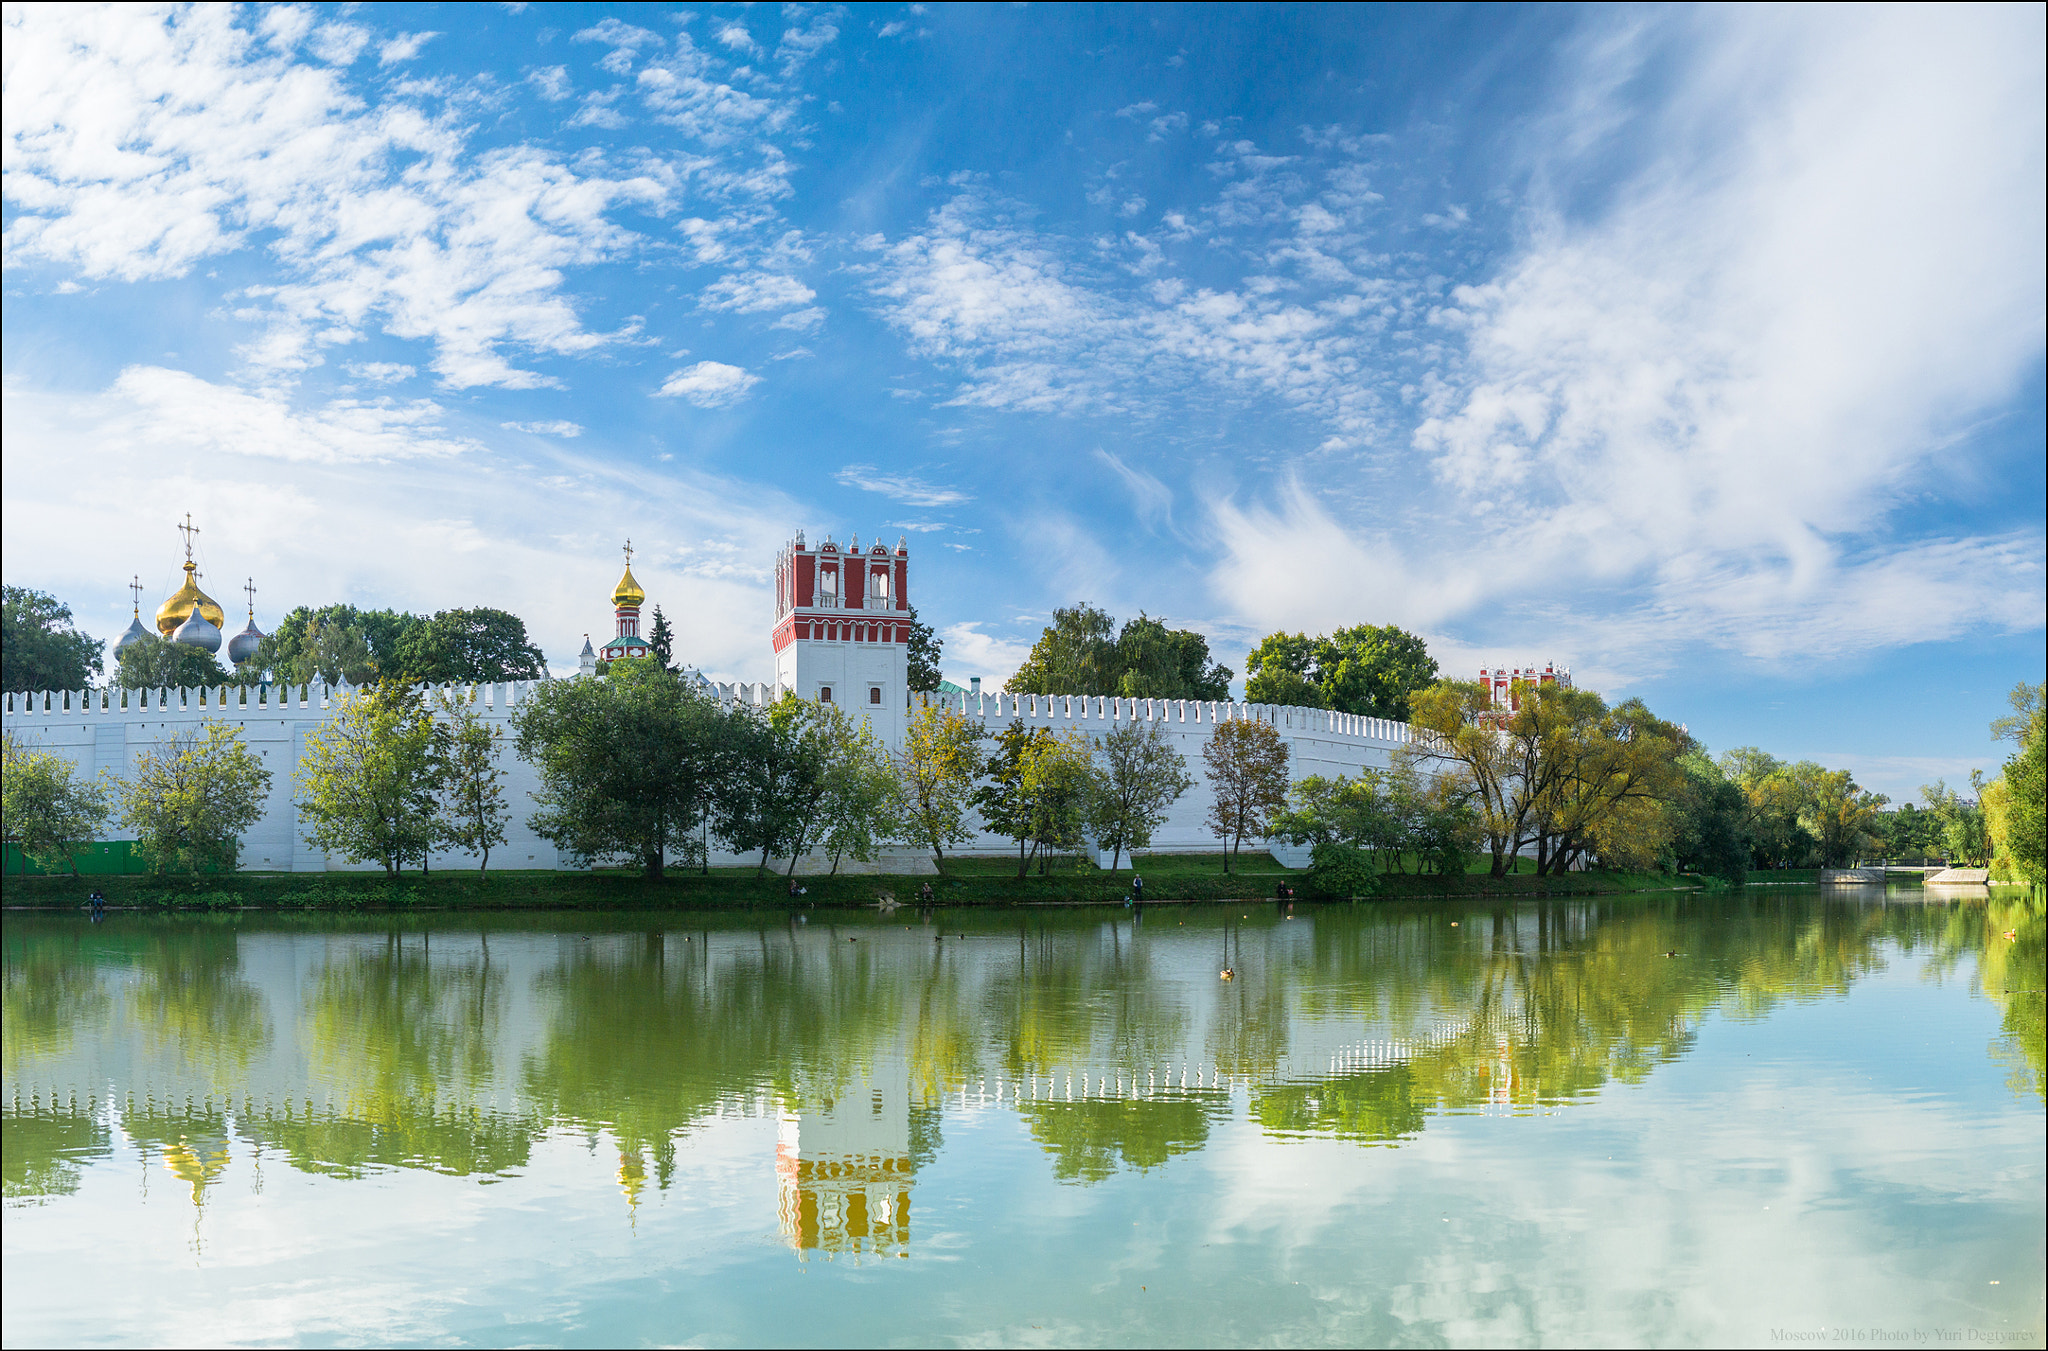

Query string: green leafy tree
[1,736,111,875]
[2,587,104,692]
[296,687,441,877]
[434,693,509,874]
[1529,692,1689,876]
[255,605,420,686]
[1020,728,1100,873]
[114,634,229,690]
[1008,604,1230,700]
[974,721,1044,877]
[896,701,983,873]
[1244,624,1438,719]
[905,605,943,693]
[715,694,832,877]
[1405,680,1536,877]
[1088,719,1195,872]
[1719,748,1819,867]
[1990,681,2045,888]
[814,703,904,873]
[120,721,271,874]
[1667,751,1751,883]
[1801,768,1888,867]
[388,608,548,685]
[513,657,729,879]
[647,606,674,671]
[1201,718,1290,873]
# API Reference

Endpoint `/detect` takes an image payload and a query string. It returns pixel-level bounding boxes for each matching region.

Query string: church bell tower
[773,531,911,746]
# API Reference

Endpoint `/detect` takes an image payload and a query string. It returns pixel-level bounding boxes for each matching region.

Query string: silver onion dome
[113,613,152,657]
[227,617,265,666]
[171,605,223,654]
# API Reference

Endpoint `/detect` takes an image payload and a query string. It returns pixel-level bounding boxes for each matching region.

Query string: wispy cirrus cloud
[657,361,761,407]
[835,464,971,507]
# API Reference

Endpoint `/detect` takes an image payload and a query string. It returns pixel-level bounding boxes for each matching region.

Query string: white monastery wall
[2,680,1415,875]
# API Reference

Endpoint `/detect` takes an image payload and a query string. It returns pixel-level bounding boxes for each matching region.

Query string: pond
[4,888,2042,1348]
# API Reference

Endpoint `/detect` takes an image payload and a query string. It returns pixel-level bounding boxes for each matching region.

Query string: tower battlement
[772,531,912,742]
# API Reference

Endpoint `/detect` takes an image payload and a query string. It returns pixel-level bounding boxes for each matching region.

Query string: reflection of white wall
[776,1059,916,1258]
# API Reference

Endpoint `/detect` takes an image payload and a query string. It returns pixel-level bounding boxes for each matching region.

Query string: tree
[896,701,983,872]
[1405,680,1536,877]
[1803,769,1887,867]
[434,693,508,875]
[1,736,111,875]
[715,694,832,877]
[814,704,903,873]
[974,721,1045,877]
[388,608,548,685]
[255,605,420,686]
[1201,718,1290,872]
[296,687,441,877]
[1720,748,1819,867]
[2,587,104,692]
[1528,693,1689,876]
[1667,752,1750,883]
[513,657,730,879]
[120,721,271,874]
[115,634,229,690]
[1088,719,1194,872]
[647,606,674,671]
[1990,681,2045,888]
[1244,623,1438,719]
[905,605,943,693]
[1020,728,1099,873]
[1008,604,1230,700]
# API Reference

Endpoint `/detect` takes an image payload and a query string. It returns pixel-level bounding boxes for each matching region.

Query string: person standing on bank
[1131,873,1144,907]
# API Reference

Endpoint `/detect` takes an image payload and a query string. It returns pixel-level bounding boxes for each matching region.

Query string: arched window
[819,685,834,703]
[869,686,882,705]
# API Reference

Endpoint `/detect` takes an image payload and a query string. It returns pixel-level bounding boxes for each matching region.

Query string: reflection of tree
[126,928,270,1083]
[2,939,111,1076]
[286,932,530,1177]
[524,927,912,1172]
[1930,894,2045,1102]
[1017,1094,1226,1182]
[1254,1065,1427,1144]
[2,1102,110,1202]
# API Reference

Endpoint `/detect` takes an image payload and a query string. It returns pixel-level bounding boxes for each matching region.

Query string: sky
[2,2,2043,800]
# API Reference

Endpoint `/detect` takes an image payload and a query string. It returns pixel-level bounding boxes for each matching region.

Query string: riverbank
[0,855,1713,911]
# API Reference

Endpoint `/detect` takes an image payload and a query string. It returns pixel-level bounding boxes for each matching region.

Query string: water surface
[4,888,2042,1348]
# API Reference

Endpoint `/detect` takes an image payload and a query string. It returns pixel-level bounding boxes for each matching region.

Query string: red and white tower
[1478,662,1572,713]
[773,531,911,745]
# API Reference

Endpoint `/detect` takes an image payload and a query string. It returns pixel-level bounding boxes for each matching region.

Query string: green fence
[3,841,151,877]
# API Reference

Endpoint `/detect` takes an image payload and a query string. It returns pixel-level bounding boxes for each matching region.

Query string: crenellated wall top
[1,679,551,721]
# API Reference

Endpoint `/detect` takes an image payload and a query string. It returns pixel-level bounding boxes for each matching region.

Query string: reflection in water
[2,890,2039,1244]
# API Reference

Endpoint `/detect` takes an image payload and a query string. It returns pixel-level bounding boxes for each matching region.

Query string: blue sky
[3,2,2042,798]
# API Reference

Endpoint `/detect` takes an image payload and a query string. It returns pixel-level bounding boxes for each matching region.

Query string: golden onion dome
[155,561,225,637]
[612,563,645,608]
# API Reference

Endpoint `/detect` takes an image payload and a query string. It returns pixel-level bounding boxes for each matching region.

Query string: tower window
[819,686,833,703]
[869,686,882,705]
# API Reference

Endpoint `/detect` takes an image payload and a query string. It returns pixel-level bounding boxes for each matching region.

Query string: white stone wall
[2,681,1416,873]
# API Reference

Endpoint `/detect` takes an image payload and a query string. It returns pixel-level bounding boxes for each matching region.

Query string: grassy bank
[2,852,1707,912]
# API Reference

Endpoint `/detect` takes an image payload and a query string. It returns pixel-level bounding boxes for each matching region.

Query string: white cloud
[500,420,583,437]
[1,374,798,681]
[307,23,368,65]
[1,6,799,390]
[938,621,1034,687]
[699,272,816,314]
[834,465,970,508]
[573,18,661,74]
[713,22,759,55]
[656,361,760,407]
[342,362,417,384]
[378,32,437,65]
[528,65,572,101]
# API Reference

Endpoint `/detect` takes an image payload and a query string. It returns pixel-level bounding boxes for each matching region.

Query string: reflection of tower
[775,1063,915,1260]
[159,1132,231,1207]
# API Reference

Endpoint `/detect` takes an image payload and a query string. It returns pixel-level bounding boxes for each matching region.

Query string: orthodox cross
[243,577,258,620]
[178,513,199,561]
[623,538,634,566]
[129,575,144,617]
